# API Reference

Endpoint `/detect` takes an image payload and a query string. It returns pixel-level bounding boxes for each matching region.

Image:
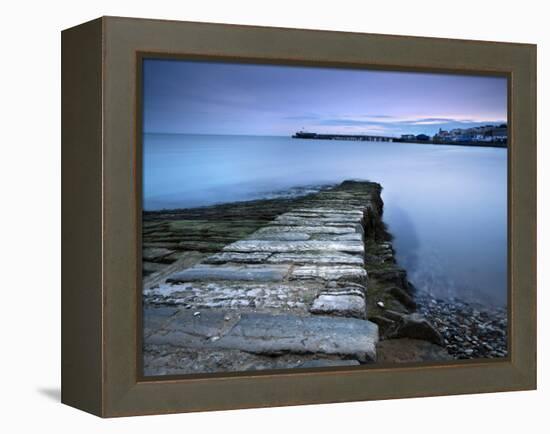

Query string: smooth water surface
[144,133,507,307]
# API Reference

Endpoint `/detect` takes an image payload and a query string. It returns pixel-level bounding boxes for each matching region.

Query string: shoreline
[142,180,507,374]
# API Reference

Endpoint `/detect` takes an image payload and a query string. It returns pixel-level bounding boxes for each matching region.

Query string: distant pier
[292,131,394,142]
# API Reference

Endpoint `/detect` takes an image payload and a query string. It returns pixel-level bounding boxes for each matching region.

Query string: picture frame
[61,16,536,417]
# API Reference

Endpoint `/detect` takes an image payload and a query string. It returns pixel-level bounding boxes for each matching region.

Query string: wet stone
[250,232,311,241]
[145,282,318,312]
[146,311,378,362]
[274,216,362,226]
[203,252,272,264]
[143,247,176,262]
[292,208,364,216]
[316,233,364,241]
[223,240,364,254]
[267,252,364,265]
[256,225,358,235]
[310,293,366,319]
[166,264,290,283]
[290,265,367,284]
[299,359,361,368]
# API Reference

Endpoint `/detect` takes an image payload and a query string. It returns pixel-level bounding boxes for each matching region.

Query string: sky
[142,58,507,137]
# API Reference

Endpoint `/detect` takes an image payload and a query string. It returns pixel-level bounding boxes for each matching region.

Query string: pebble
[415,291,508,360]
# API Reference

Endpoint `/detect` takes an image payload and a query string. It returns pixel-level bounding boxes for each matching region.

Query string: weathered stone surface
[274,216,362,226]
[145,282,318,312]
[388,286,417,310]
[290,265,367,284]
[283,212,364,221]
[292,208,364,216]
[202,252,272,264]
[146,311,378,362]
[388,313,445,346]
[318,233,364,241]
[250,232,311,241]
[256,225,357,235]
[368,267,409,289]
[376,338,453,363]
[223,240,364,254]
[143,247,176,262]
[299,359,361,368]
[166,264,290,283]
[310,293,366,318]
[267,252,363,265]
[143,261,166,274]
[369,315,396,337]
[143,345,361,376]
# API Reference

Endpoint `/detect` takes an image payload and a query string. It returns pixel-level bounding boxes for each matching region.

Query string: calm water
[144,133,507,307]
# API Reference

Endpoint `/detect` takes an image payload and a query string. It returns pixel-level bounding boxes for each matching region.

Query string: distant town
[293,124,507,148]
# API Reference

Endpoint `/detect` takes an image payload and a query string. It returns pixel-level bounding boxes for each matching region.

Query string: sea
[143,133,507,307]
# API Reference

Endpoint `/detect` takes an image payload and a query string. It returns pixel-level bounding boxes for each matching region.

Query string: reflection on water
[143,133,507,307]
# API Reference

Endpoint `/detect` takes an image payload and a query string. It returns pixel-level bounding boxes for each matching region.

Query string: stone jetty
[143,181,389,375]
[142,180,465,376]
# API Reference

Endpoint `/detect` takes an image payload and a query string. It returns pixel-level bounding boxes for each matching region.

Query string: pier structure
[292,131,394,142]
[142,182,382,374]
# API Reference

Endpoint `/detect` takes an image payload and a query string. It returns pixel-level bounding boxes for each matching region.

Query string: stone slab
[202,252,272,264]
[250,232,311,241]
[223,240,364,254]
[146,311,378,362]
[267,252,364,265]
[256,225,358,235]
[167,264,290,283]
[143,247,175,262]
[145,282,319,312]
[310,294,366,319]
[290,265,367,284]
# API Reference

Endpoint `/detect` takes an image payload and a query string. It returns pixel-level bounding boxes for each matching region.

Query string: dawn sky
[142,58,507,137]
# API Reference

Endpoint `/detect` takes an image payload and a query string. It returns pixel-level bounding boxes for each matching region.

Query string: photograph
[140,58,508,376]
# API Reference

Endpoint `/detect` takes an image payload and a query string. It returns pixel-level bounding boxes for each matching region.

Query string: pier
[292,131,395,142]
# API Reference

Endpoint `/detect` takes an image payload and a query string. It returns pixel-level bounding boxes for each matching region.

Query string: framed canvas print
[61,16,536,417]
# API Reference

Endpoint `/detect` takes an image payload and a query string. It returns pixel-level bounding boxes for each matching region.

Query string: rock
[327,233,363,241]
[290,265,367,284]
[310,293,366,318]
[292,208,364,216]
[274,215,362,226]
[223,240,364,254]
[376,338,453,363]
[203,251,272,264]
[368,267,409,289]
[299,359,361,368]
[381,309,404,321]
[147,281,318,312]
[256,225,357,235]
[267,252,363,265]
[142,261,166,274]
[250,232,311,241]
[388,313,445,346]
[369,315,396,336]
[387,286,417,310]
[143,247,176,262]
[146,311,379,362]
[166,264,290,283]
